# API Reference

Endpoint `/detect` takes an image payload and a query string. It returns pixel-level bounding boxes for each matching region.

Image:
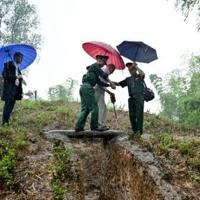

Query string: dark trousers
[128,97,144,134]
[2,100,16,125]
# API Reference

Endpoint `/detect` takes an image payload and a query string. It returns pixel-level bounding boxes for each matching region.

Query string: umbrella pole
[134,45,139,60]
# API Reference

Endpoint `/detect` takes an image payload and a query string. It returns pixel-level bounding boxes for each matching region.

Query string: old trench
[45,130,182,200]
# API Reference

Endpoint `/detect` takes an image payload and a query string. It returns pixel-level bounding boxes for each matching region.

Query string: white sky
[26,0,200,113]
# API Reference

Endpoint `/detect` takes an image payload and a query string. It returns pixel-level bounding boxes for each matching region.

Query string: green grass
[152,133,200,171]
[49,141,74,199]
[0,126,27,186]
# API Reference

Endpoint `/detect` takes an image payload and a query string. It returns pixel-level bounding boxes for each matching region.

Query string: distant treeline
[150,54,200,129]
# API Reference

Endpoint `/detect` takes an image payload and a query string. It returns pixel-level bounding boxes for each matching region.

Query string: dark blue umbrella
[0,43,37,73]
[117,41,158,63]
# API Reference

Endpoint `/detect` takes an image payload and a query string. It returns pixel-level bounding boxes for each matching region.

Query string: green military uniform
[75,63,109,130]
[119,74,144,134]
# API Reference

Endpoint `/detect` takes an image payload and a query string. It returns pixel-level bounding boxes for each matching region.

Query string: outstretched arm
[112,79,127,87]
[112,81,120,86]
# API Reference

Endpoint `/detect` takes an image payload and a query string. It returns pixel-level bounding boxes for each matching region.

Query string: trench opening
[45,130,182,200]
[72,138,108,200]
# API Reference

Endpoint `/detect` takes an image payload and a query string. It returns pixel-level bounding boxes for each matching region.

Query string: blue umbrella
[117,41,158,63]
[0,43,37,73]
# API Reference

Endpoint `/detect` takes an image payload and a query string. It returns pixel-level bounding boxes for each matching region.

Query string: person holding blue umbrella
[114,62,145,136]
[0,43,37,125]
[115,41,157,137]
[1,52,24,125]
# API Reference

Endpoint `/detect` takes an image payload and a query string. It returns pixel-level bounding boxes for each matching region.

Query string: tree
[48,78,78,101]
[181,55,200,127]
[0,0,41,49]
[48,85,68,101]
[150,71,187,120]
[175,0,200,30]
[150,54,200,128]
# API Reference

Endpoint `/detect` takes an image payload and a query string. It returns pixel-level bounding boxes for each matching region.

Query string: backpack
[143,81,155,102]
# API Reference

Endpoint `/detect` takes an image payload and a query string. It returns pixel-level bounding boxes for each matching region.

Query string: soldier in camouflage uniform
[116,62,145,134]
[75,55,115,132]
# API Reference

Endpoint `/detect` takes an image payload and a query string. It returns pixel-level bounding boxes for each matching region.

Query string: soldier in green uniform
[75,55,115,132]
[115,62,145,135]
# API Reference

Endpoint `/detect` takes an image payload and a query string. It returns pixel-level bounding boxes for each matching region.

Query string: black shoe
[91,127,107,132]
[75,128,84,132]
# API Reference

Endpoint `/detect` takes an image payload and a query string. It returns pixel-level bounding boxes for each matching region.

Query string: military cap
[126,61,137,67]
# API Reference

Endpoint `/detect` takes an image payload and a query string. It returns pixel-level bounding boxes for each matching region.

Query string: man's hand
[111,81,120,86]
[110,82,116,89]
[17,75,23,79]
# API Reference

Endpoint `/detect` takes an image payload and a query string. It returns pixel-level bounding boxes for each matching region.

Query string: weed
[192,174,200,183]
[190,155,200,170]
[0,126,27,186]
[50,141,73,199]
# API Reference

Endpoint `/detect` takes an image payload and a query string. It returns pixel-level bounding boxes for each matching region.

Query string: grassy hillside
[0,100,199,199]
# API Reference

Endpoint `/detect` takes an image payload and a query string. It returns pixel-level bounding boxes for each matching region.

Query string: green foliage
[0,145,15,185]
[150,70,187,120]
[50,141,73,199]
[0,126,27,186]
[51,180,67,200]
[150,54,200,128]
[155,133,174,153]
[0,0,41,48]
[175,140,199,156]
[57,106,70,114]
[175,0,200,30]
[52,142,73,180]
[190,155,200,170]
[192,174,200,182]
[48,78,78,101]
[154,133,200,169]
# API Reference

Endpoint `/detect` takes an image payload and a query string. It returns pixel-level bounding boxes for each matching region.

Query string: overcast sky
[26,0,200,113]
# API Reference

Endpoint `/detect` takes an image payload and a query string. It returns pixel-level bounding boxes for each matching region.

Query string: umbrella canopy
[117,41,158,63]
[82,41,125,69]
[0,43,37,73]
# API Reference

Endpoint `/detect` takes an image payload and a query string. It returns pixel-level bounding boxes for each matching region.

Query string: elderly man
[95,64,115,130]
[115,62,145,135]
[1,52,23,125]
[75,55,115,132]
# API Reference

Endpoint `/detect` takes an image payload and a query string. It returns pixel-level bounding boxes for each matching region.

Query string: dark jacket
[119,74,144,98]
[82,63,109,87]
[1,61,23,101]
